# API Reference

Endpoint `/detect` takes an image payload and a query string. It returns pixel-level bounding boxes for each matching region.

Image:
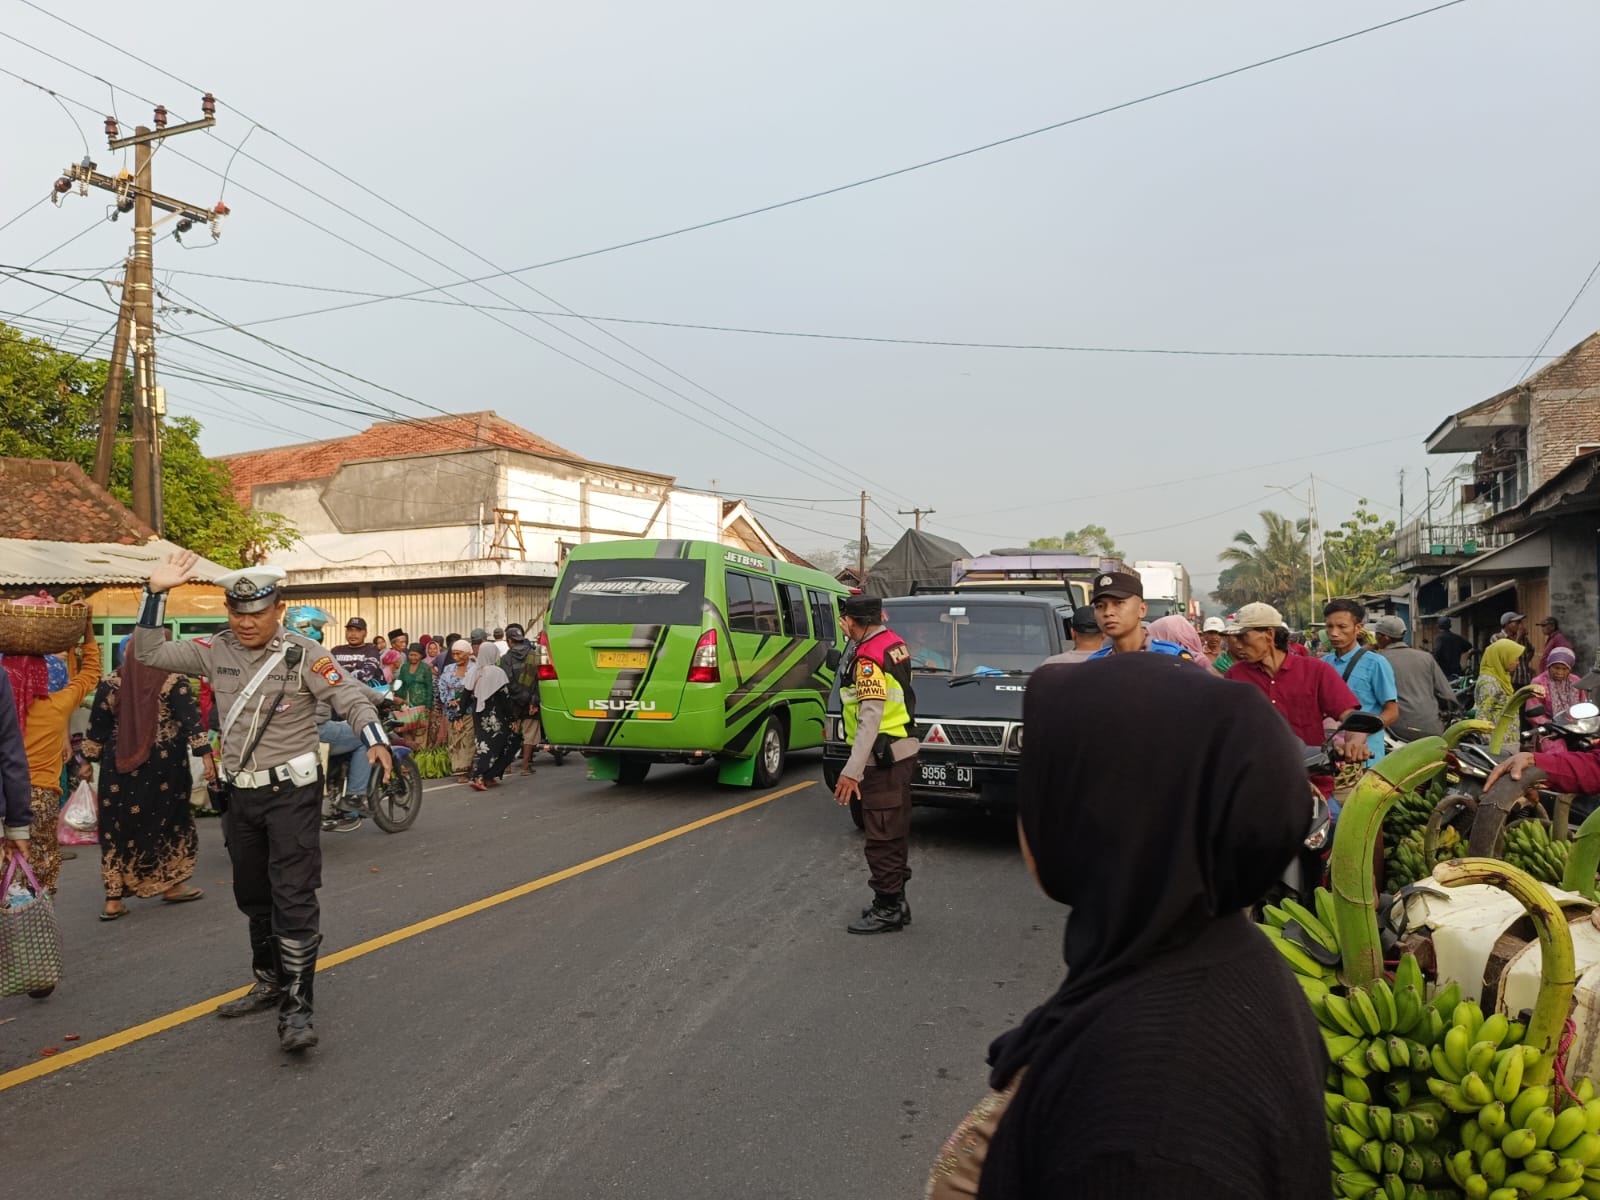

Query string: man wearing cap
[500,623,540,774]
[1200,616,1233,672]
[1224,601,1367,802]
[134,550,391,1053]
[832,594,920,934]
[1493,611,1534,689]
[1374,615,1457,739]
[1431,616,1472,679]
[1085,571,1195,661]
[1044,606,1106,665]
[331,617,385,689]
[1535,615,1576,675]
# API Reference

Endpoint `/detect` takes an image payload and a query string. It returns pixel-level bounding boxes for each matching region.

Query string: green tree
[1212,510,1313,626]
[1320,501,1400,599]
[1028,524,1123,559]
[0,322,295,567]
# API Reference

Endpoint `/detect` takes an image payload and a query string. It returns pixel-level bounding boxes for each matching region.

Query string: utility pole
[54,96,226,532]
[858,492,869,574]
[897,506,935,531]
[91,271,133,487]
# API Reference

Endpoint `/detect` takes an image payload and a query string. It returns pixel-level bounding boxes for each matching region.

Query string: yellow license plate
[596,650,650,669]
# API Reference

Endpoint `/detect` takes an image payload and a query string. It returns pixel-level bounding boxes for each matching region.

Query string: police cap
[1090,570,1143,603]
[1070,606,1101,633]
[839,593,885,623]
[214,566,287,615]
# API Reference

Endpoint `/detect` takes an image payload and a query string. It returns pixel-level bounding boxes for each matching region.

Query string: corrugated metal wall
[284,585,553,644]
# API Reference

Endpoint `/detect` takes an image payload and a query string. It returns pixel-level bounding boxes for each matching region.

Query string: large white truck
[1132,560,1193,621]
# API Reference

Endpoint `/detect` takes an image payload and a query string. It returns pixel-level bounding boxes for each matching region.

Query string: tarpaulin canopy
[862,530,970,598]
[0,538,228,587]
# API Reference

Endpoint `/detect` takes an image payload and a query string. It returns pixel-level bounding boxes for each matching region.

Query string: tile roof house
[218,410,579,506]
[0,457,158,543]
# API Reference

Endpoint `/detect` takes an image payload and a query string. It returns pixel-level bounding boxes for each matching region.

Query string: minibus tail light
[536,630,557,681]
[688,629,719,683]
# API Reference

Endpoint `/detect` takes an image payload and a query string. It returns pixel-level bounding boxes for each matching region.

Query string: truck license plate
[918,762,974,789]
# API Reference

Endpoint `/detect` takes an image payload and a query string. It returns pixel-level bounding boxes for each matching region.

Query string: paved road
[3,753,1064,1199]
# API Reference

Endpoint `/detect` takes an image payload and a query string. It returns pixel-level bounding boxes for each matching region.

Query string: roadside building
[219,411,812,634]
[0,457,226,669]
[1391,330,1600,661]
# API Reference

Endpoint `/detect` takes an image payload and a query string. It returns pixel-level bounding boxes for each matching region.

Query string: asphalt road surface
[3,752,1064,1199]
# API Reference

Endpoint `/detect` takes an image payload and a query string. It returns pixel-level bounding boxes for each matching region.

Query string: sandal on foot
[100,906,129,921]
[161,886,204,904]
[469,779,487,791]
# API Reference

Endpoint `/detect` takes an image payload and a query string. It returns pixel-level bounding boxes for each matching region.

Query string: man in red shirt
[1223,602,1368,799]
[1487,742,1600,795]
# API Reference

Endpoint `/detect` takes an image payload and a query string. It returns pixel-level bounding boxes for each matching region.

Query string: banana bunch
[412,746,454,780]
[1430,994,1600,1200]
[1387,779,1449,840]
[1503,821,1573,888]
[1261,888,1345,988]
[1386,827,1463,894]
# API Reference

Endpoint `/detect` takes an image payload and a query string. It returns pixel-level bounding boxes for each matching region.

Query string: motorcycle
[1263,710,1384,913]
[323,681,424,833]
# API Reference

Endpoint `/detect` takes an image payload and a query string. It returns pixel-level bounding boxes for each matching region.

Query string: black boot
[860,897,911,925]
[216,917,283,1018]
[276,934,322,1052]
[848,894,909,934]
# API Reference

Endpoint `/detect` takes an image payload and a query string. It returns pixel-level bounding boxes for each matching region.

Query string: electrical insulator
[117,195,135,214]
[176,217,194,234]
[104,115,119,142]
[54,176,72,194]
[201,92,216,118]
[213,201,230,216]
[154,105,168,129]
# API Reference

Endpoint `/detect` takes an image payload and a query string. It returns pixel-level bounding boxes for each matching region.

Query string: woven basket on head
[0,601,91,656]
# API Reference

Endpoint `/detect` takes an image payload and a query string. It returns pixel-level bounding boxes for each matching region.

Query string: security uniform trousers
[860,754,917,896]
[223,777,323,939]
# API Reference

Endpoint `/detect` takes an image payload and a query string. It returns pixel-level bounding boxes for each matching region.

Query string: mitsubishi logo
[924,724,948,745]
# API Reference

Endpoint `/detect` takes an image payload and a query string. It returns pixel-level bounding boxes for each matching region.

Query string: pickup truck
[821,593,1073,827]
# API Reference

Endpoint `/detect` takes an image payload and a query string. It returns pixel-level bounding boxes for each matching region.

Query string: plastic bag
[0,855,63,998]
[58,780,99,845]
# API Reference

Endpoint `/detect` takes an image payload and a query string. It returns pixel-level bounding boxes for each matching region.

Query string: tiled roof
[217,411,578,504]
[0,457,157,544]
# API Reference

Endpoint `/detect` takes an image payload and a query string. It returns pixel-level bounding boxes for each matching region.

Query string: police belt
[226,751,321,791]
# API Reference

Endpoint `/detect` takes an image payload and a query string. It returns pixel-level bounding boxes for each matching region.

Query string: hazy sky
[4,1,1597,590]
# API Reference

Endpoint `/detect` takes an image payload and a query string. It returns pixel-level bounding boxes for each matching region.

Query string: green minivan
[538,539,850,786]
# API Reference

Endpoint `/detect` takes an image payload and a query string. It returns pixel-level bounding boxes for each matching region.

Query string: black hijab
[988,652,1306,1088]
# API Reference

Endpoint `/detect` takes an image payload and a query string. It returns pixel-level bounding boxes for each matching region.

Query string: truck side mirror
[824,648,842,672]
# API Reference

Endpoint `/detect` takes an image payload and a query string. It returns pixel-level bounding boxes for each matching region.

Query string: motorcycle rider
[332,617,386,687]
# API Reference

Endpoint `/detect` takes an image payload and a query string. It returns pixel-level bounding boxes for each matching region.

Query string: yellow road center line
[0,780,813,1092]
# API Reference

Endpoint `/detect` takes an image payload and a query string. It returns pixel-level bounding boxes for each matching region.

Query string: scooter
[1262,710,1385,912]
[323,682,424,833]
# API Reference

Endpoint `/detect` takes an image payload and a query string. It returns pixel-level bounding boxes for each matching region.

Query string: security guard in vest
[135,550,391,1052]
[832,594,920,934]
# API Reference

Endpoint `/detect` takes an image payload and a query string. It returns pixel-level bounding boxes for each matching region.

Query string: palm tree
[1213,511,1313,626]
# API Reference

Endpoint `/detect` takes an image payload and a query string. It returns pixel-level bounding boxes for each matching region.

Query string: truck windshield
[1142,598,1182,620]
[551,559,707,626]
[884,602,1056,675]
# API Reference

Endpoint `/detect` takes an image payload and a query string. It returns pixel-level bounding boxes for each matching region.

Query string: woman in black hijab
[928,653,1330,1200]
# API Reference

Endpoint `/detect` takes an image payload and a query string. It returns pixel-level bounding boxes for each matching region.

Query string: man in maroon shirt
[1223,602,1368,798]
[1487,741,1600,796]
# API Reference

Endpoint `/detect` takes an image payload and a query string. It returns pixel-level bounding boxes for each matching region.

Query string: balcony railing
[1391,521,1512,566]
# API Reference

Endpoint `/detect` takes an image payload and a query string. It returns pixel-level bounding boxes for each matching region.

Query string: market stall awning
[1434,578,1518,618]
[0,539,227,586]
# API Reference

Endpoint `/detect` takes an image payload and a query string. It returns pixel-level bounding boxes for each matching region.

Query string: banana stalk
[1489,684,1542,754]
[1443,717,1495,748]
[1329,735,1451,987]
[1551,790,1577,841]
[1432,857,1576,1077]
[1423,791,1477,864]
[1562,805,1600,901]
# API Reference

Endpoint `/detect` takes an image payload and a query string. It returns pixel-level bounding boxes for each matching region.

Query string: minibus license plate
[597,650,650,669]
[919,763,973,789]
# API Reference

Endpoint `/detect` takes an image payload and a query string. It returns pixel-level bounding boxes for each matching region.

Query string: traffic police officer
[1086,570,1196,660]
[832,594,920,934]
[134,550,391,1052]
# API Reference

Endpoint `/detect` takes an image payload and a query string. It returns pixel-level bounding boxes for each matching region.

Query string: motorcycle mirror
[1570,701,1600,721]
[1339,711,1385,735]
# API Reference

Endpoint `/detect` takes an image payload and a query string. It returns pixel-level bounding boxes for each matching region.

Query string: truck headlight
[1007,725,1024,754]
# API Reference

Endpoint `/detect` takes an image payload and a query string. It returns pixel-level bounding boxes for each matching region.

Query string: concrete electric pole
[55,96,228,532]
[898,507,935,531]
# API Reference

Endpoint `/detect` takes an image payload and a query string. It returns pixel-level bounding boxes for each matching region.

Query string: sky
[3,0,1598,593]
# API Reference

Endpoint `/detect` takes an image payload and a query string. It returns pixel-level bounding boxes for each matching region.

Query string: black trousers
[221,778,323,939]
[861,755,917,896]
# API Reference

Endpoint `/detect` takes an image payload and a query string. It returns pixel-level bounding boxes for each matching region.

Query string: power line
[25,0,1472,313]
[1508,246,1600,385]
[0,194,50,236]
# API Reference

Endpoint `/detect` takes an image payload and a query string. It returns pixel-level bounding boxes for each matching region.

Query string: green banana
[1385,1078,1413,1110]
[1343,1101,1374,1139]
[1480,1100,1512,1139]
[1529,1107,1559,1148]
[1395,951,1424,995]
[1430,982,1462,1023]
[1372,1105,1394,1141]
[1387,1035,1412,1071]
[1512,1087,1552,1129]
[1323,1031,1363,1061]
[1446,1025,1473,1077]
[1324,994,1368,1039]
[1281,897,1340,954]
[1504,1128,1539,1159]
[1352,987,1385,1036]
[1359,1139,1385,1173]
[1314,885,1339,938]
[1342,1072,1373,1104]
[1463,1071,1494,1106]
[1370,978,1399,1034]
[1332,1122,1366,1158]
[1384,1140,1406,1174]
[1366,1039,1393,1075]
[1493,1043,1525,1103]
[1479,1013,1511,1049]
[1469,1040,1498,1078]
[1394,984,1424,1036]
[1432,1043,1464,1084]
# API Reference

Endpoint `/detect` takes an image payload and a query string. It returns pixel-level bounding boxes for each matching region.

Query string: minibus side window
[778,582,810,637]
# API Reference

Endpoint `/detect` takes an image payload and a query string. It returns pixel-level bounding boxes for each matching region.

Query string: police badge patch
[887,644,909,665]
[311,655,343,685]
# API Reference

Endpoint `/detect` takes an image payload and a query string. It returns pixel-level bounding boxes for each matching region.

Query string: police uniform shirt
[132,624,381,775]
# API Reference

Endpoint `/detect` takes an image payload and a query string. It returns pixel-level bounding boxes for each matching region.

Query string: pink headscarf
[1148,616,1212,669]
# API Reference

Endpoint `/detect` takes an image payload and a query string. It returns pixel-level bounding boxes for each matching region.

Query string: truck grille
[920,721,1006,749]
